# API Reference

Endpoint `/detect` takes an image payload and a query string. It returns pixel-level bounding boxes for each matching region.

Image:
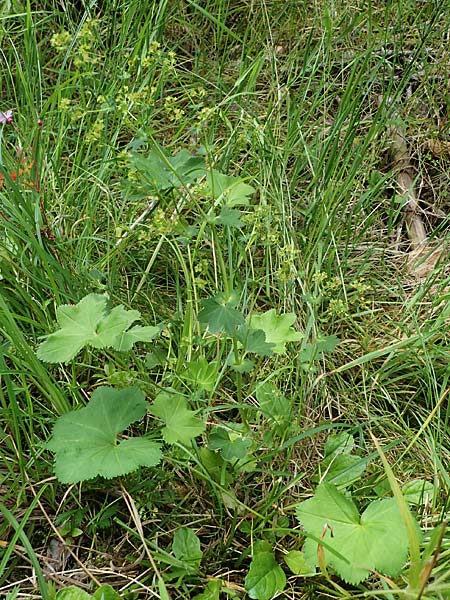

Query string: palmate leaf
[255,382,291,424]
[192,579,221,600]
[181,357,219,392]
[248,309,302,354]
[37,294,161,363]
[55,588,93,600]
[128,147,206,193]
[237,325,274,356]
[208,425,252,461]
[47,387,162,483]
[213,207,243,228]
[206,169,255,206]
[198,290,245,335]
[150,390,205,445]
[296,483,409,584]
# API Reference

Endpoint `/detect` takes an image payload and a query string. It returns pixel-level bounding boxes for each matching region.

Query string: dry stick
[386,113,427,250]
[384,103,447,278]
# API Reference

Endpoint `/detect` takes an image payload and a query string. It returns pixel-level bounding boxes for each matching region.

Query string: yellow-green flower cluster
[50,31,71,52]
[312,272,372,319]
[243,204,282,245]
[148,207,180,235]
[163,96,185,122]
[86,117,104,142]
[277,242,300,282]
[328,298,348,316]
[51,19,101,71]
[193,257,210,290]
[74,19,100,68]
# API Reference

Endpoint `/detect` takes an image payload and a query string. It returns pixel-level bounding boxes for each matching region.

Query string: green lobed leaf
[319,433,366,488]
[315,334,340,354]
[112,324,161,352]
[37,294,160,363]
[206,169,255,206]
[402,479,435,506]
[248,310,302,354]
[91,304,141,348]
[256,382,291,424]
[128,147,206,192]
[245,549,286,600]
[214,207,244,228]
[47,387,162,483]
[296,483,409,584]
[150,390,205,445]
[37,294,108,363]
[237,325,274,356]
[324,432,354,456]
[284,550,314,575]
[181,357,219,392]
[208,426,252,461]
[227,356,255,373]
[92,585,122,600]
[198,291,245,335]
[321,454,367,487]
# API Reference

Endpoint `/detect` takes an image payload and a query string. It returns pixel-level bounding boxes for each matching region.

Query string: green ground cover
[1,0,450,598]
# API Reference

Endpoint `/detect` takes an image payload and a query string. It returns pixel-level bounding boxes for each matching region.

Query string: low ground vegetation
[1,1,450,598]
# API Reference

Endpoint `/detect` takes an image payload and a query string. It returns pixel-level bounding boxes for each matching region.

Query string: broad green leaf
[296,483,409,584]
[37,294,160,363]
[228,357,255,373]
[319,433,366,487]
[197,447,232,485]
[284,550,314,575]
[91,304,141,348]
[237,325,274,356]
[172,527,203,572]
[150,390,205,445]
[56,587,93,600]
[248,310,302,354]
[181,357,219,391]
[37,294,108,362]
[208,426,252,461]
[298,343,318,370]
[158,577,171,600]
[112,325,161,352]
[315,334,340,354]
[129,147,205,192]
[321,454,367,487]
[198,291,245,335]
[324,432,354,456]
[402,479,435,505]
[214,207,244,228]
[92,585,122,600]
[206,169,255,206]
[47,387,162,483]
[245,550,286,600]
[256,382,290,424]
[192,579,221,600]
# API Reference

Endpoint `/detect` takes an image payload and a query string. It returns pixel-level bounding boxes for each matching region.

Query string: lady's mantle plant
[37,293,205,483]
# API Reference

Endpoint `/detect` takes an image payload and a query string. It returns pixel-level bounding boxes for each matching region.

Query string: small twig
[386,111,427,250]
